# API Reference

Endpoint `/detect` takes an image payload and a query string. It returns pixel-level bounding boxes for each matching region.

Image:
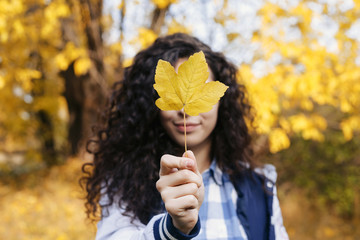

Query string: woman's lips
[174,122,200,133]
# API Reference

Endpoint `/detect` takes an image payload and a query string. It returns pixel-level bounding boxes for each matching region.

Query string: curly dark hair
[81,33,255,224]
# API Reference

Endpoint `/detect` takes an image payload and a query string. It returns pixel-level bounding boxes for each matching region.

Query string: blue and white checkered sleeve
[260,164,289,240]
[272,186,289,240]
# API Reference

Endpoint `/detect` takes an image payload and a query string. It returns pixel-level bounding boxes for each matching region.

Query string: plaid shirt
[196,160,248,239]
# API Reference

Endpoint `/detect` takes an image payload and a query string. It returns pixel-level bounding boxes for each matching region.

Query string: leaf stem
[184,112,187,153]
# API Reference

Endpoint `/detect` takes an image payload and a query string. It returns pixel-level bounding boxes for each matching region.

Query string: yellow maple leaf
[154,51,228,116]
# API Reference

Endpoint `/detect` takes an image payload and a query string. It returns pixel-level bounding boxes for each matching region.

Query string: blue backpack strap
[234,174,251,239]
[234,171,274,240]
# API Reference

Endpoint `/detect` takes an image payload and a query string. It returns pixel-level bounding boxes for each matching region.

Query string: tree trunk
[60,0,107,155]
[30,51,59,166]
[150,6,168,35]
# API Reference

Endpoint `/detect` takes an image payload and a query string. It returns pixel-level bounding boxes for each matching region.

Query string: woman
[82,33,289,239]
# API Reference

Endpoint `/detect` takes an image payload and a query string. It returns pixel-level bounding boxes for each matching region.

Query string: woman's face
[159,58,219,149]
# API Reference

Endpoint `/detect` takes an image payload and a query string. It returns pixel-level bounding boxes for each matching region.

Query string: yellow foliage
[152,0,177,9]
[269,128,291,153]
[0,32,8,43]
[12,19,25,40]
[58,96,69,121]
[117,1,124,10]
[302,128,324,142]
[65,43,88,63]
[288,114,327,141]
[355,1,360,11]
[290,2,313,28]
[227,33,240,42]
[289,114,309,132]
[311,114,327,131]
[238,65,254,82]
[241,66,281,134]
[0,76,5,89]
[167,19,191,35]
[74,57,92,76]
[340,98,352,113]
[279,117,291,132]
[279,43,304,59]
[260,2,284,18]
[46,1,71,18]
[243,0,360,146]
[101,14,114,31]
[15,69,42,92]
[0,159,96,239]
[109,42,122,55]
[289,114,327,132]
[300,99,314,111]
[122,58,133,68]
[0,0,24,15]
[138,28,158,49]
[0,0,80,152]
[55,53,70,71]
[55,43,89,71]
[41,1,70,39]
[341,117,360,141]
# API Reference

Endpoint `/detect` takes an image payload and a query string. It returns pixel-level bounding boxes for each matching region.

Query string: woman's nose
[177,108,188,117]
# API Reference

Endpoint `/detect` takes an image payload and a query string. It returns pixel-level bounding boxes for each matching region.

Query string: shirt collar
[208,160,224,186]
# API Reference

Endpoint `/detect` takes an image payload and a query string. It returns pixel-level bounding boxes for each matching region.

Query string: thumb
[182,150,195,160]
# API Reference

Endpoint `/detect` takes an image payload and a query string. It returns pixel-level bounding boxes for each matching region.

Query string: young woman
[82,33,289,240]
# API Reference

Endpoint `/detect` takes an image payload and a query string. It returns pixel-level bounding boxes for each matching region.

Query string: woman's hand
[156,151,204,234]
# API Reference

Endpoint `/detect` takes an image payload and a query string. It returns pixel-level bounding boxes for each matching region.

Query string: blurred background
[0,0,359,239]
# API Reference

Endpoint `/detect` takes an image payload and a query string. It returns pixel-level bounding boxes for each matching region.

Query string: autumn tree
[237,0,360,217]
[0,0,177,172]
[58,0,108,155]
[0,0,71,169]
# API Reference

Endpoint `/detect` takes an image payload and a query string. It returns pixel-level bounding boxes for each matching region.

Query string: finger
[160,154,181,176]
[165,195,199,215]
[156,169,202,190]
[182,150,200,175]
[159,154,187,176]
[160,183,200,202]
